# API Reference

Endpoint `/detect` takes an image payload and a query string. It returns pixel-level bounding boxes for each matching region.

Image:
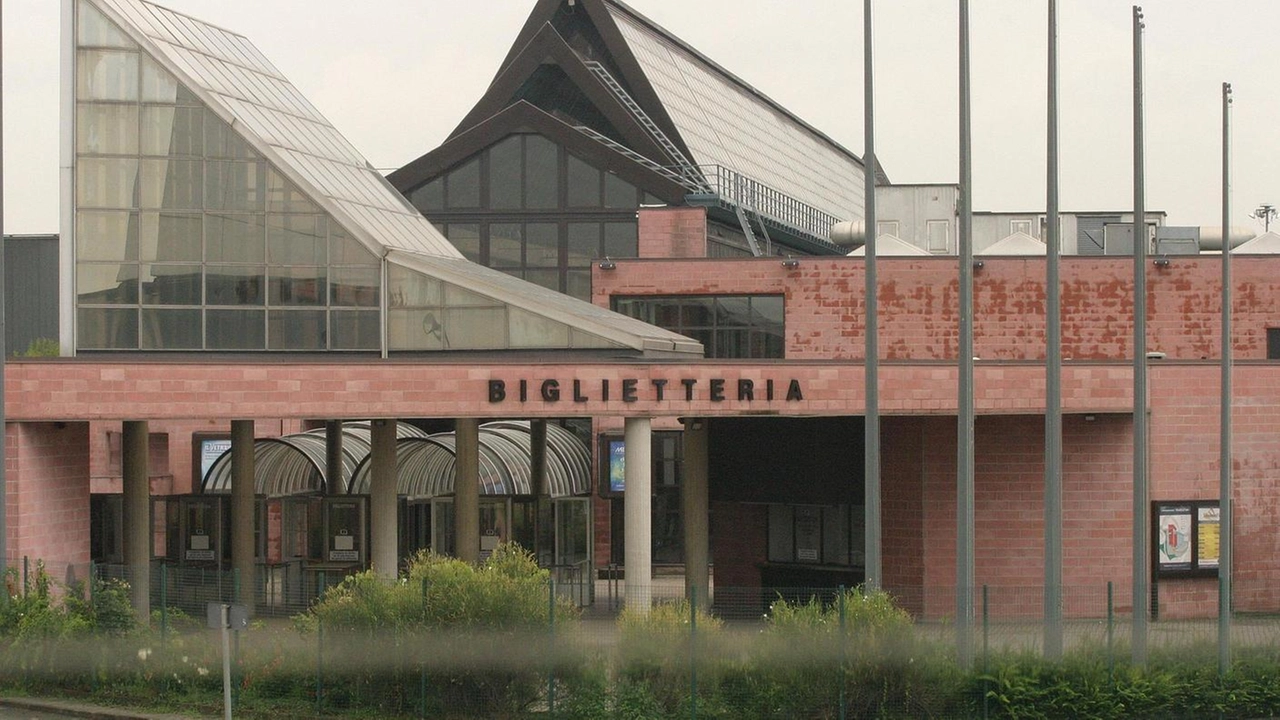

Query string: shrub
[19,337,60,358]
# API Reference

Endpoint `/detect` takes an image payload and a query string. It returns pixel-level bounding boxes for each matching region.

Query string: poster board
[1152,500,1220,578]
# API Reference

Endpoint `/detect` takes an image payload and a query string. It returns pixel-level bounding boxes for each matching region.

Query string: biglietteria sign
[487,378,803,404]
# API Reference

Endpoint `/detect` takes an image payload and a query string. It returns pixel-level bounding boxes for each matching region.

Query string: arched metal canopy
[201,421,429,497]
[347,421,592,499]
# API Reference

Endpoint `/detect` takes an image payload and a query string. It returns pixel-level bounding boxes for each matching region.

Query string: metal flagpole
[0,0,8,583]
[956,0,976,670]
[1218,80,1233,676]
[863,0,882,592]
[1131,4,1149,666]
[1043,0,1064,660]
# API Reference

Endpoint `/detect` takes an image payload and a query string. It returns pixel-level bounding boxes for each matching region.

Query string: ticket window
[90,495,124,564]
[554,498,591,568]
[323,497,366,566]
[282,497,322,563]
[180,496,227,566]
[479,498,511,561]
[400,500,432,559]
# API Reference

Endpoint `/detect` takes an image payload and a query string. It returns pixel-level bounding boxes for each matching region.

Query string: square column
[682,418,709,606]
[369,419,398,578]
[455,418,480,564]
[624,417,652,613]
[230,420,256,614]
[122,420,150,622]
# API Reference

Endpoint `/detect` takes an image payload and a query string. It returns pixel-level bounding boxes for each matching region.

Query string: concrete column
[682,418,710,606]
[230,420,256,613]
[624,417,652,613]
[369,419,398,578]
[454,418,480,564]
[325,420,344,493]
[530,420,549,562]
[121,421,150,622]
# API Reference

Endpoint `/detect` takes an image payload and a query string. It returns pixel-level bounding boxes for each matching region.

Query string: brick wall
[6,422,91,573]
[637,206,707,259]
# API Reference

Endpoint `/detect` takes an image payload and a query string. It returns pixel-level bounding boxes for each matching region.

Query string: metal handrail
[691,164,843,242]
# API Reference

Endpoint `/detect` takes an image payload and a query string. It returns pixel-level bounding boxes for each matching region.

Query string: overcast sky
[4,0,1277,234]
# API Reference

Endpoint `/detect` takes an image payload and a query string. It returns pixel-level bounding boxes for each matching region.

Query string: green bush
[19,337,61,358]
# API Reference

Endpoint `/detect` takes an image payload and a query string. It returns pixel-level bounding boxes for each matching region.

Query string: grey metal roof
[92,0,463,261]
[605,1,867,224]
[201,421,429,497]
[347,421,593,499]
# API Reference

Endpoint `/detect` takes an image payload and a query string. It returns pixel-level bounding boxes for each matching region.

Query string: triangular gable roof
[86,0,703,358]
[92,0,461,261]
[443,0,880,222]
[848,234,931,257]
[979,231,1047,256]
[1232,231,1280,254]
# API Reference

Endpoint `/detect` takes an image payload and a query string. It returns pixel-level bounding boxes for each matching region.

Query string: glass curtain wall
[74,1,380,351]
[408,134,659,301]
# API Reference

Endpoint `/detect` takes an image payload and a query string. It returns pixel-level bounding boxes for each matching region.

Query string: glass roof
[606,2,866,224]
[92,0,463,260]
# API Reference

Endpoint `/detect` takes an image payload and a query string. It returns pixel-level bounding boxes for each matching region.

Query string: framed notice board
[1152,500,1220,578]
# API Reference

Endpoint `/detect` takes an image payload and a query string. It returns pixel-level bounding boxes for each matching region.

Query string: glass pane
[509,307,570,348]
[387,265,441,307]
[141,105,203,156]
[387,308,440,350]
[752,295,785,326]
[140,55,178,102]
[410,178,443,212]
[604,172,637,209]
[329,223,377,265]
[78,0,136,48]
[77,263,138,304]
[269,267,326,306]
[566,269,591,302]
[268,215,325,265]
[680,298,713,327]
[446,157,480,209]
[77,49,139,101]
[767,505,793,563]
[525,135,558,209]
[140,212,202,262]
[206,160,265,211]
[714,329,751,359]
[141,158,203,210]
[488,224,521,267]
[78,308,138,349]
[77,158,139,208]
[141,308,201,349]
[267,169,318,213]
[566,154,600,207]
[567,223,600,266]
[603,222,638,258]
[77,103,138,155]
[525,223,559,267]
[77,210,136,261]
[204,111,255,160]
[206,265,264,305]
[330,267,379,307]
[330,310,379,350]
[142,265,201,305]
[205,213,265,262]
[207,309,265,349]
[443,307,506,349]
[488,136,521,210]
[524,269,560,293]
[443,283,496,308]
[445,223,480,262]
[714,296,752,326]
[268,309,326,350]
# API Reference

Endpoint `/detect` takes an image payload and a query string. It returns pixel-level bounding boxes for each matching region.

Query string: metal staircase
[573,126,700,191]
[583,60,710,193]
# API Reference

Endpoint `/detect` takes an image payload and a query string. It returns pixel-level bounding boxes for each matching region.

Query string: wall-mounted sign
[1152,500,1220,578]
[488,377,803,405]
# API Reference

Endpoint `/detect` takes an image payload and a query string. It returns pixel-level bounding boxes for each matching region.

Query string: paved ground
[0,698,196,720]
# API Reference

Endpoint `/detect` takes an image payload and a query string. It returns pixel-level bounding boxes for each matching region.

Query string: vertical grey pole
[956,0,976,670]
[623,417,652,614]
[530,420,548,563]
[862,0,882,592]
[1043,0,1064,661]
[454,418,480,564]
[1218,81,1233,676]
[370,419,398,578]
[324,420,344,493]
[0,0,7,582]
[230,420,256,614]
[1130,4,1149,666]
[682,419,709,606]
[123,421,151,622]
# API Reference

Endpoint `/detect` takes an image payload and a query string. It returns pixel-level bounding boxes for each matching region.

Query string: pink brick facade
[5,422,91,574]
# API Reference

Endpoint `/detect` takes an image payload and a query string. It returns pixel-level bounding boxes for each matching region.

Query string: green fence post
[1107,581,1114,684]
[420,576,428,720]
[316,617,324,713]
[23,556,29,597]
[838,586,847,720]
[689,585,698,720]
[983,585,990,720]
[160,563,168,641]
